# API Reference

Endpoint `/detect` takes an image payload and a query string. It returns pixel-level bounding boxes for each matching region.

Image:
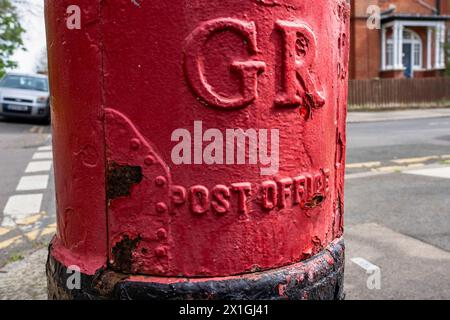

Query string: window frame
[384,28,423,70]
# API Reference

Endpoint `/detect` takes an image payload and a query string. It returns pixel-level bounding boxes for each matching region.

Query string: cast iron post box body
[45,0,350,300]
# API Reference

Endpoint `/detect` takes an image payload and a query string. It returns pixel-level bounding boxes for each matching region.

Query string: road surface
[345,116,450,299]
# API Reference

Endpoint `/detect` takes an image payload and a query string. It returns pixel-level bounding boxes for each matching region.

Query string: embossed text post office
[45,0,350,300]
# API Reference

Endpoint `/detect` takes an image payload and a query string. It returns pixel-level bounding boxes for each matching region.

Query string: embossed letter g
[184,18,266,109]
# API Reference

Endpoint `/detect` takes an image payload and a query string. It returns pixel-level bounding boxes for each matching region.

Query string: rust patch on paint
[311,236,324,254]
[106,162,143,200]
[336,132,344,163]
[305,194,325,208]
[111,235,142,274]
[93,270,129,298]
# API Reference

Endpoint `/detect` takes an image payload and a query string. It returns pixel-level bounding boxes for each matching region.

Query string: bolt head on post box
[45,0,349,300]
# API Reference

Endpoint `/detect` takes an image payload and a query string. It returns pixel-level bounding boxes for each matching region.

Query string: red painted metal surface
[46,0,349,277]
[45,0,107,275]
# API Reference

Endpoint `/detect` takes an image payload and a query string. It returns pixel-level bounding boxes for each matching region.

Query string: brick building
[350,0,450,79]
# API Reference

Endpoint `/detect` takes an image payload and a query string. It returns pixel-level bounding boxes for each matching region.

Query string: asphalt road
[0,114,449,299]
[345,116,450,299]
[347,117,450,163]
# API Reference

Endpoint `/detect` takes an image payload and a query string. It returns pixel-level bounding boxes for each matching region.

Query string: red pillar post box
[45,0,349,300]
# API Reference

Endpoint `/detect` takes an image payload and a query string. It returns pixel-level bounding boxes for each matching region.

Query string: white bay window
[381,20,446,75]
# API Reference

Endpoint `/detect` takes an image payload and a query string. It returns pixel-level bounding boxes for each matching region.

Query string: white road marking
[37,146,52,151]
[2,194,44,227]
[16,175,49,191]
[1,143,54,234]
[351,257,380,272]
[404,166,450,179]
[32,152,53,160]
[25,161,52,173]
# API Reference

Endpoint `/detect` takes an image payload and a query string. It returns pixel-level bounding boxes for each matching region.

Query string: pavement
[0,248,47,300]
[0,109,449,300]
[347,107,450,123]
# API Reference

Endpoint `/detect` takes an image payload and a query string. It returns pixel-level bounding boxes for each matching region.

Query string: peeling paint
[305,194,326,209]
[111,235,142,274]
[93,270,129,298]
[47,238,345,300]
[106,162,143,200]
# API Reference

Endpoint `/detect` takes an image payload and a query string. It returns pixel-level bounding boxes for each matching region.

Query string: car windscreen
[0,75,49,92]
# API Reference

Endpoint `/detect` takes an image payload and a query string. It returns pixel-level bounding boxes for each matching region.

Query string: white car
[0,72,50,123]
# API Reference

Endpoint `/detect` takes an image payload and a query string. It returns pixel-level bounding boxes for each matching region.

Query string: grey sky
[11,0,46,73]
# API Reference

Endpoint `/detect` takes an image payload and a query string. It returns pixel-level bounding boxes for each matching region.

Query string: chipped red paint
[45,0,349,278]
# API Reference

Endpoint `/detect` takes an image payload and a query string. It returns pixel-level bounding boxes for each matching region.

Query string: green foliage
[0,0,24,77]
[8,253,23,263]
